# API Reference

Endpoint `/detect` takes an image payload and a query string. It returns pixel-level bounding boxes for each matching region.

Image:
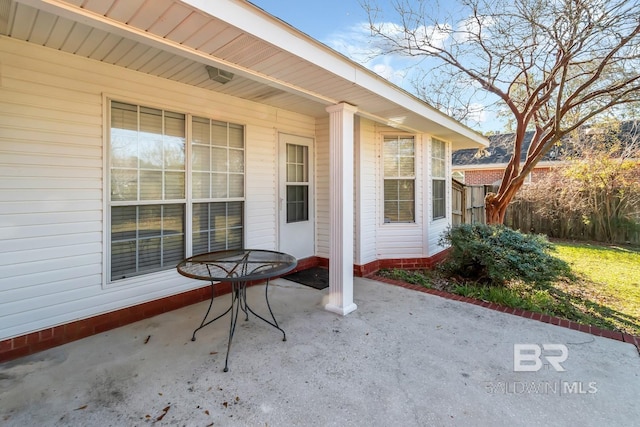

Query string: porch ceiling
[1,0,487,149]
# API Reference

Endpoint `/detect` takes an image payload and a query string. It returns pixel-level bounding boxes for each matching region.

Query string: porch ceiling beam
[14,0,341,107]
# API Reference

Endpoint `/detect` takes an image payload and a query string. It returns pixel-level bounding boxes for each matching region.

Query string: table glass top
[176,249,297,282]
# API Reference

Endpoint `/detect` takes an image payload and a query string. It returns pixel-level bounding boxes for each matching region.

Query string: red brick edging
[371,274,640,355]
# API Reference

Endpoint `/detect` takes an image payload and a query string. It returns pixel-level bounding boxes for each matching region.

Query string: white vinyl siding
[315,116,330,258]
[0,38,314,340]
[354,117,377,266]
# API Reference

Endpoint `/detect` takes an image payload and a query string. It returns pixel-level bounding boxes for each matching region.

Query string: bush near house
[438,224,571,285]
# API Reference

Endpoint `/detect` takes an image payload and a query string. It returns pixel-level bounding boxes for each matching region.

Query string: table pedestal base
[191,279,286,372]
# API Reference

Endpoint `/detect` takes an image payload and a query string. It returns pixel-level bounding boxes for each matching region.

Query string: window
[109,101,244,282]
[285,143,309,223]
[383,136,415,223]
[432,138,447,220]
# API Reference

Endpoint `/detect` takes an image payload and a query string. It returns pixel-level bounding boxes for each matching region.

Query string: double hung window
[383,136,415,223]
[108,101,244,282]
[431,138,447,220]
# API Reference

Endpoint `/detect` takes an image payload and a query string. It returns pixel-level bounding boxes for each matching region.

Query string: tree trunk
[485,178,526,224]
[485,193,510,224]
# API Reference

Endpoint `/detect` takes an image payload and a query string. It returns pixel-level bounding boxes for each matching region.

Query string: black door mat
[283,267,329,290]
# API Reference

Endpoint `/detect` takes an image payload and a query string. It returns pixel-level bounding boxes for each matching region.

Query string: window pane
[384,201,398,223]
[110,128,138,168]
[229,174,244,198]
[192,172,210,199]
[399,157,414,176]
[163,235,184,266]
[398,201,415,222]
[191,202,244,254]
[227,202,243,228]
[111,204,185,279]
[229,149,244,173]
[192,117,210,145]
[164,171,185,199]
[229,124,244,148]
[140,170,162,200]
[432,180,446,219]
[111,169,137,201]
[383,138,398,178]
[212,147,227,172]
[212,173,228,198]
[164,136,185,170]
[110,103,138,168]
[192,145,210,171]
[163,204,184,235]
[211,121,227,146]
[111,206,136,240]
[384,180,398,200]
[399,138,414,156]
[398,180,414,200]
[111,241,136,280]
[139,237,161,270]
[286,185,308,223]
[138,205,161,238]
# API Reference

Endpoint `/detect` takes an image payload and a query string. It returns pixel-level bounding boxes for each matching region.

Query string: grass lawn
[377,241,640,336]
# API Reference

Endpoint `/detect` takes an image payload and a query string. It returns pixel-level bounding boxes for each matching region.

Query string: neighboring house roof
[452,120,639,169]
[3,0,488,149]
[453,131,560,169]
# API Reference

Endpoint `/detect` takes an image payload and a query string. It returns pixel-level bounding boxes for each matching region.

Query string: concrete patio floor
[1,277,639,426]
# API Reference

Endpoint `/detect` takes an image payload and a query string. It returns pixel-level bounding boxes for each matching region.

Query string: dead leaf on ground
[74,405,87,411]
[156,405,171,422]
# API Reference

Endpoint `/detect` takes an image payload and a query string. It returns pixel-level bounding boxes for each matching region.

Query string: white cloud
[324,22,428,87]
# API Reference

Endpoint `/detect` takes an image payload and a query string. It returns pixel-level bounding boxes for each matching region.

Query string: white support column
[325,103,358,316]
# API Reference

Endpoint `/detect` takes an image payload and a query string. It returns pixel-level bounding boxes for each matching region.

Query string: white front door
[278,133,315,259]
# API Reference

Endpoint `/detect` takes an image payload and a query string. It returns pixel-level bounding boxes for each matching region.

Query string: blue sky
[249,1,502,133]
[249,0,369,41]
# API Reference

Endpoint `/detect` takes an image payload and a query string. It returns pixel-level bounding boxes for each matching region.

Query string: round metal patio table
[176,249,297,372]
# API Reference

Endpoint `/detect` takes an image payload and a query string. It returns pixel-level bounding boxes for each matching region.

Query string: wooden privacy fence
[451,180,490,225]
[451,180,639,244]
[505,199,640,245]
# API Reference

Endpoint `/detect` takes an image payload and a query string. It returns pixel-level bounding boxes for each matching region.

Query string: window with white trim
[109,101,244,282]
[383,136,415,223]
[431,138,447,220]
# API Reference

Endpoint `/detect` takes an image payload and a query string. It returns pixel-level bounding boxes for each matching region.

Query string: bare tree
[363,0,640,223]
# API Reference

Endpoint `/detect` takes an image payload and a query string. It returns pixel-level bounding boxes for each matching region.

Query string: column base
[324,302,358,316]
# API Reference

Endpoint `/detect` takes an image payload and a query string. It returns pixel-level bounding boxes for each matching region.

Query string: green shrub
[439,224,571,285]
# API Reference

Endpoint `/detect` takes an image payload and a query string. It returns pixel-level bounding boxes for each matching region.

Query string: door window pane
[287,185,309,223]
